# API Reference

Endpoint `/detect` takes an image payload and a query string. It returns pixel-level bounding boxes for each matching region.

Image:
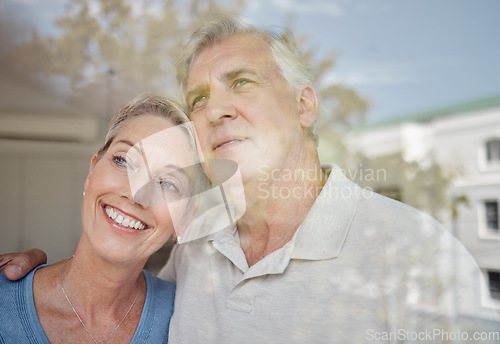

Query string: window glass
[485,201,499,231]
[488,271,500,300]
[486,139,500,163]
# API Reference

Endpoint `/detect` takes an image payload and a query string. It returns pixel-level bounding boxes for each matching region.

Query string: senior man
[2,14,499,343]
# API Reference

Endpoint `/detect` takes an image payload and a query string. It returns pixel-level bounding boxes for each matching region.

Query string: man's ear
[84,154,98,192]
[297,84,318,129]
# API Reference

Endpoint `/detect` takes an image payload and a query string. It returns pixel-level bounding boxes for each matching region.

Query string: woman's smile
[102,204,149,232]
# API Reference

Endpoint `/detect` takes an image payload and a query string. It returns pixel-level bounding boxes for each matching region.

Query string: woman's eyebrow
[116,139,134,147]
[115,139,143,155]
[115,138,194,181]
[163,164,191,180]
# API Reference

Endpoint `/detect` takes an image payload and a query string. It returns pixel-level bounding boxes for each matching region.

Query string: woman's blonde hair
[96,94,191,162]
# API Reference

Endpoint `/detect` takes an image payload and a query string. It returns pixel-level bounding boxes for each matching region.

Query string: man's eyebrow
[186,85,209,102]
[186,68,259,100]
[223,68,257,81]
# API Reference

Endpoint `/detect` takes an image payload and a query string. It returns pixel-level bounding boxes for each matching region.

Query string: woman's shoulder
[0,273,23,342]
[143,269,175,321]
[0,265,41,302]
[0,265,50,344]
[0,264,50,315]
[0,271,21,301]
[131,270,175,343]
[143,269,176,300]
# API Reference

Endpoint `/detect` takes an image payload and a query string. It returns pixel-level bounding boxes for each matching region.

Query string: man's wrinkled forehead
[188,34,268,72]
[185,35,272,91]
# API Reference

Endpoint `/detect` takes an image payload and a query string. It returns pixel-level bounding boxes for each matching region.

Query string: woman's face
[82,115,197,264]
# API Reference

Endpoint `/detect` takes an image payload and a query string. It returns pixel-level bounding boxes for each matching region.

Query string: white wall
[0,139,98,263]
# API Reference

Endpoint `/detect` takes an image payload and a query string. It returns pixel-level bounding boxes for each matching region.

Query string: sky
[243,0,500,123]
[2,0,499,124]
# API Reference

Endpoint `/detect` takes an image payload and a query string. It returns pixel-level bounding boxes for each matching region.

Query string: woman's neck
[61,243,146,318]
[33,237,148,344]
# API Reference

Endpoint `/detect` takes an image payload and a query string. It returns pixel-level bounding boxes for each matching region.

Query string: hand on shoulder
[0,248,47,280]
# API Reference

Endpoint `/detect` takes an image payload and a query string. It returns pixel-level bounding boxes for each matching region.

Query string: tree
[0,0,455,218]
[350,151,463,221]
[1,0,245,129]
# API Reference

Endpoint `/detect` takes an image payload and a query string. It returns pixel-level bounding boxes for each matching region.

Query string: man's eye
[191,95,208,109]
[234,79,251,87]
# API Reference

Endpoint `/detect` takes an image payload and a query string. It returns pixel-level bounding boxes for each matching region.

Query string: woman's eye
[112,155,127,167]
[112,154,139,173]
[158,178,181,194]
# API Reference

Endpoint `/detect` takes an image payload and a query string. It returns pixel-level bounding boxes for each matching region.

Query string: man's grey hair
[175,13,318,145]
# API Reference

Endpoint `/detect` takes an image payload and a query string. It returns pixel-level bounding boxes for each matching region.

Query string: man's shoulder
[356,188,444,231]
[342,187,468,262]
[320,163,444,234]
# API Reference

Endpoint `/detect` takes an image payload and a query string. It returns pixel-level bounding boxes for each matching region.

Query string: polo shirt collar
[289,163,360,260]
[207,163,360,267]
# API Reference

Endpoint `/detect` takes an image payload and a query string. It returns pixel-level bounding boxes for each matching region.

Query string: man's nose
[205,90,238,124]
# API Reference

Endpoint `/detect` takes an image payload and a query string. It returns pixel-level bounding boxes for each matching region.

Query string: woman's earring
[83,191,86,197]
[173,234,181,244]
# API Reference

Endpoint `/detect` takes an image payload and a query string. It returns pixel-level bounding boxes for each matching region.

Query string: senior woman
[0,94,202,343]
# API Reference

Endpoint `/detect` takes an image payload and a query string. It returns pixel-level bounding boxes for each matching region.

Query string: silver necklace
[60,256,140,344]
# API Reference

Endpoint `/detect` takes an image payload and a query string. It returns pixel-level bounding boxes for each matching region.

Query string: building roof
[0,76,89,118]
[353,94,500,133]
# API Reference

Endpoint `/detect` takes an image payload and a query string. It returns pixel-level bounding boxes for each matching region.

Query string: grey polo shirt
[159,164,500,343]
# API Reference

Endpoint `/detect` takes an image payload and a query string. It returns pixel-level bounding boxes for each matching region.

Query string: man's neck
[238,158,328,267]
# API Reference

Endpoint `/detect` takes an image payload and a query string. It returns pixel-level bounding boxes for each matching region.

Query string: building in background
[349,95,500,311]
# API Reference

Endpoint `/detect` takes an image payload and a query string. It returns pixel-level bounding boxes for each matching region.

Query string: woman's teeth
[105,206,146,230]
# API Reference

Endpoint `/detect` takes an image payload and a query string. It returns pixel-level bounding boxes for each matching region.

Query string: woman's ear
[173,196,201,243]
[84,154,98,192]
[297,84,318,129]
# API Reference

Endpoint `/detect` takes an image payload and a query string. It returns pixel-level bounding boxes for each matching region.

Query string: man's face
[185,34,311,183]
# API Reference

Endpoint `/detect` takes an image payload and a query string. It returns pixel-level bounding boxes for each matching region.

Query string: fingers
[0,255,15,272]
[0,248,47,281]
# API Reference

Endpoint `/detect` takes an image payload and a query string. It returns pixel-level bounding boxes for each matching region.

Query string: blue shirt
[0,264,175,343]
